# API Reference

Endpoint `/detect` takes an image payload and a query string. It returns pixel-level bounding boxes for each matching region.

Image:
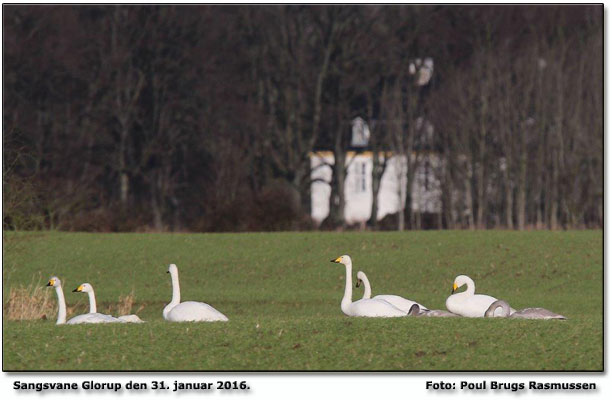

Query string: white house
[310,117,442,226]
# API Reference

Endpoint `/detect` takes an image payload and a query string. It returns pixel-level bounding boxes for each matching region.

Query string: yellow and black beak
[451,282,458,294]
[356,279,362,288]
[46,279,54,287]
[73,285,84,293]
[331,257,342,263]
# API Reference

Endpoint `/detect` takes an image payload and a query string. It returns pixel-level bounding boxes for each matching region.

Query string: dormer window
[351,117,370,147]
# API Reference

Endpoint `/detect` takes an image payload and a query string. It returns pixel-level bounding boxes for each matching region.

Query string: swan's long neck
[163,269,182,320]
[361,273,372,299]
[87,290,97,313]
[170,270,181,306]
[54,286,67,325]
[485,300,511,317]
[465,278,476,296]
[341,261,353,313]
[497,300,511,317]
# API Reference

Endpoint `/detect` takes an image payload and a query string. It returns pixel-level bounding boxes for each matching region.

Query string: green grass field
[2,230,603,371]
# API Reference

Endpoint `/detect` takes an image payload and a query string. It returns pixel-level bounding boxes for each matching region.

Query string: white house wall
[310,152,442,225]
[376,155,407,222]
[310,157,333,223]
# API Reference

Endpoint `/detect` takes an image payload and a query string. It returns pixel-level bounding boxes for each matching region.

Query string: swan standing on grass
[485,300,567,320]
[163,264,228,322]
[446,275,514,318]
[356,270,430,313]
[330,255,407,317]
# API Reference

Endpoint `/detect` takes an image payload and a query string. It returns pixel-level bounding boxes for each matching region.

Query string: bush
[5,277,55,321]
[248,181,313,231]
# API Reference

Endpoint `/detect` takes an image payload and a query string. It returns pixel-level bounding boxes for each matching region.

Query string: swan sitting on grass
[356,270,429,313]
[46,276,89,325]
[163,264,228,322]
[484,300,566,320]
[330,255,407,318]
[73,283,144,323]
[446,275,514,318]
[46,277,121,324]
[72,283,142,323]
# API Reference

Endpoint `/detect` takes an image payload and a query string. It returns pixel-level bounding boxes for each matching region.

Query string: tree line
[2,5,602,232]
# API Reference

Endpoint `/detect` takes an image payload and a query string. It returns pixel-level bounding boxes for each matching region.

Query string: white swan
[356,270,430,313]
[163,264,228,322]
[46,276,79,325]
[330,255,407,317]
[46,277,120,324]
[407,303,459,317]
[73,283,144,323]
[445,275,514,318]
[72,283,126,324]
[485,300,567,320]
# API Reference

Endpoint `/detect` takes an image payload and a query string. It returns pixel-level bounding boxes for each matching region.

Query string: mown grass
[2,230,603,371]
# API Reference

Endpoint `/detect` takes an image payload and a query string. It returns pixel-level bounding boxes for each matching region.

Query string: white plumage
[331,255,407,318]
[445,275,514,318]
[47,277,123,324]
[117,314,145,323]
[72,283,129,324]
[356,270,429,313]
[163,264,228,322]
[44,278,121,324]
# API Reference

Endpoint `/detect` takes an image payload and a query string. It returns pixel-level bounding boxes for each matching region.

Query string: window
[353,161,367,193]
[351,117,370,147]
[361,162,367,192]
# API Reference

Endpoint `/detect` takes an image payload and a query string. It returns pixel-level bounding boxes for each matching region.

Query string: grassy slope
[2,230,603,371]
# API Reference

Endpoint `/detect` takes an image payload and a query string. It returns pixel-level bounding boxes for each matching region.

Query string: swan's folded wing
[66,313,123,324]
[447,294,503,318]
[373,294,430,313]
[167,301,229,322]
[513,308,567,320]
[350,298,407,317]
[425,309,459,317]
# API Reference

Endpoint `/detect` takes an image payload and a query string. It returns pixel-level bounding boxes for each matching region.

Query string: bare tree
[2,5,602,232]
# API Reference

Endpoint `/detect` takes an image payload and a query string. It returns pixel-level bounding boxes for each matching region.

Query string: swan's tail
[117,314,145,323]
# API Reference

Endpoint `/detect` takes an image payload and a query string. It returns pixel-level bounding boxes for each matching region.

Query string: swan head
[167,264,178,274]
[451,275,473,294]
[331,255,352,265]
[356,271,366,287]
[72,283,94,293]
[46,276,61,288]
